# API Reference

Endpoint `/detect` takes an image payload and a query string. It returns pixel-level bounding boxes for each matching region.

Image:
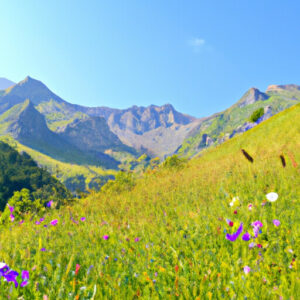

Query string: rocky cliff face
[237,88,269,108]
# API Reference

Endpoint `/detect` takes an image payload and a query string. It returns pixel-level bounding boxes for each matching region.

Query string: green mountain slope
[0,141,71,211]
[0,103,298,298]
[176,85,300,157]
[0,99,119,169]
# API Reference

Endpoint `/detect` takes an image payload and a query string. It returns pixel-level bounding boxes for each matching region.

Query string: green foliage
[250,107,264,122]
[0,141,71,211]
[162,155,187,170]
[0,189,44,224]
[101,171,136,194]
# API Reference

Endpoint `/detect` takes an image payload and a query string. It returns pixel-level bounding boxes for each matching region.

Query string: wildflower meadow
[0,105,299,299]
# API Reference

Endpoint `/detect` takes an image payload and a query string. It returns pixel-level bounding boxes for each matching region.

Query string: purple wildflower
[10,214,15,222]
[40,217,45,222]
[225,223,243,241]
[134,237,140,242]
[273,219,280,227]
[0,263,9,276]
[80,217,86,222]
[7,204,14,213]
[244,266,251,275]
[40,248,46,252]
[242,232,251,241]
[252,220,263,237]
[249,242,255,249]
[20,270,29,287]
[46,200,53,208]
[35,221,41,225]
[102,235,109,240]
[50,219,58,226]
[3,270,19,287]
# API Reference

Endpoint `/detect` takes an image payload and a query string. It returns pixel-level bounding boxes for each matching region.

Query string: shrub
[250,107,264,122]
[162,155,187,170]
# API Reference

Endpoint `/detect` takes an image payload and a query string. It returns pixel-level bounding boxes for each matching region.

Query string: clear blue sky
[0,1,299,117]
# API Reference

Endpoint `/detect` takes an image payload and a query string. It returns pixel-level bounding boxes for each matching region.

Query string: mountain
[0,99,119,168]
[0,77,137,168]
[0,75,299,192]
[77,104,200,157]
[1,76,199,158]
[176,84,300,157]
[0,78,15,90]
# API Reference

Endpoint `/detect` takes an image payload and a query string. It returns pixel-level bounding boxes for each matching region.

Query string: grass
[0,104,299,299]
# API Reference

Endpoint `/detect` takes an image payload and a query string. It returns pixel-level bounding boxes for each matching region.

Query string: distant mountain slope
[0,77,136,168]
[176,85,300,157]
[0,78,15,90]
[77,104,200,157]
[0,99,119,168]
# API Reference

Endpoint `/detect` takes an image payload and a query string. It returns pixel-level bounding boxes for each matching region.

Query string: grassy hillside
[0,104,299,298]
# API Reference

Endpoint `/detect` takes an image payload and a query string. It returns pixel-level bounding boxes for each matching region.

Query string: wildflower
[273,219,280,227]
[80,217,86,222]
[0,262,9,276]
[243,266,251,275]
[266,192,278,202]
[134,237,140,242]
[242,232,251,241]
[229,197,240,207]
[226,223,243,241]
[20,270,29,287]
[175,265,179,273]
[40,248,46,252]
[3,270,19,287]
[234,210,237,214]
[257,244,262,248]
[10,214,15,222]
[248,204,253,211]
[40,218,45,222]
[7,204,14,213]
[252,221,263,237]
[19,220,24,225]
[35,221,41,225]
[46,200,53,208]
[50,219,58,226]
[75,264,80,275]
[102,235,109,240]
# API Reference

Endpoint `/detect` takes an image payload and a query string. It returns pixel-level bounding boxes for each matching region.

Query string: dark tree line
[0,142,71,211]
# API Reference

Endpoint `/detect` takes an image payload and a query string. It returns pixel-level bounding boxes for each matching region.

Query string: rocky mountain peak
[237,87,269,108]
[266,84,300,93]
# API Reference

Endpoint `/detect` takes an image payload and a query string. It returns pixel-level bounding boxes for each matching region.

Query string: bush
[162,155,187,170]
[0,189,44,224]
[250,107,264,122]
[101,171,136,193]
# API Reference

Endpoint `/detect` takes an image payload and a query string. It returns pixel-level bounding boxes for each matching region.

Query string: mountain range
[0,76,299,191]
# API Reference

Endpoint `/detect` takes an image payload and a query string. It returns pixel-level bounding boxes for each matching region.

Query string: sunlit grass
[0,105,299,299]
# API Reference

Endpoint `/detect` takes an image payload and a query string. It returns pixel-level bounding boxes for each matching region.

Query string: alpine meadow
[0,1,300,299]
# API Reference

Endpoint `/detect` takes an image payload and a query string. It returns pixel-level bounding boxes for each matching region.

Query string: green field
[0,104,299,299]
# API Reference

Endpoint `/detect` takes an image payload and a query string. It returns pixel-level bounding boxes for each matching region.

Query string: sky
[0,1,299,117]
